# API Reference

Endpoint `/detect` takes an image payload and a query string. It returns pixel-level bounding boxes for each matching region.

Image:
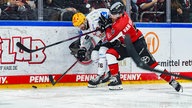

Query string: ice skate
[108,73,123,90]
[101,71,111,83]
[169,79,183,92]
[88,75,102,88]
[88,71,111,88]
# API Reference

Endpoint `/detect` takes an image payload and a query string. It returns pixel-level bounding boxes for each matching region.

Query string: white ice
[0,83,192,108]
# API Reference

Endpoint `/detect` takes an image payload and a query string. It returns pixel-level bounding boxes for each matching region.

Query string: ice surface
[0,83,192,108]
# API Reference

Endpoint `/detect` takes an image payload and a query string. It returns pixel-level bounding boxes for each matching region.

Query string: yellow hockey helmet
[72,12,86,27]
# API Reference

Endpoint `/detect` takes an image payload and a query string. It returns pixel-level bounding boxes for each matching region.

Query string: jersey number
[123,24,131,33]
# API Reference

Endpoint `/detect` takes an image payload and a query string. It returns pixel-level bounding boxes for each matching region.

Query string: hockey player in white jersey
[72,8,112,88]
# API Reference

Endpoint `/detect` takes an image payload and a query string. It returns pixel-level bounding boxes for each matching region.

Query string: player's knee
[106,49,119,65]
[98,46,108,58]
[106,53,118,65]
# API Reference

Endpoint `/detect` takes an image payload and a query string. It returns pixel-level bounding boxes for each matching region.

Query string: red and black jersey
[105,12,142,43]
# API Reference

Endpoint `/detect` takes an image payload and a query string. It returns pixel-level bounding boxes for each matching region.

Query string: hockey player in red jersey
[98,1,183,91]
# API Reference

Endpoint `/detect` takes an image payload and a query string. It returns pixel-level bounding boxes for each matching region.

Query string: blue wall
[0,21,192,28]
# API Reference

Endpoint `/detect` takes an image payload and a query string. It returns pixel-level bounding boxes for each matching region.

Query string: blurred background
[0,0,191,23]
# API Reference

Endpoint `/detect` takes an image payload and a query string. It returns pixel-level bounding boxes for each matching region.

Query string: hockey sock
[160,69,172,82]
[108,63,119,76]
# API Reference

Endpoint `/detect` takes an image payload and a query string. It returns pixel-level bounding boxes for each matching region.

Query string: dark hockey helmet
[110,2,125,15]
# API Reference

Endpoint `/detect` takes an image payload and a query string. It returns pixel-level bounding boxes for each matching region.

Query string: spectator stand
[135,0,166,22]
[40,0,89,21]
[0,0,37,20]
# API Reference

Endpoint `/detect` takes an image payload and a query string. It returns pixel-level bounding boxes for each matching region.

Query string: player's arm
[77,34,92,61]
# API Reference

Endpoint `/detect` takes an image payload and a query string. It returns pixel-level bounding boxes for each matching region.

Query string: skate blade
[87,83,108,88]
[177,86,183,93]
[108,85,123,90]
[87,84,97,88]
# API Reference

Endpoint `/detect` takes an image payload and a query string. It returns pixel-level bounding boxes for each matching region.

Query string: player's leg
[88,46,108,88]
[154,65,183,92]
[134,37,183,92]
[106,48,123,90]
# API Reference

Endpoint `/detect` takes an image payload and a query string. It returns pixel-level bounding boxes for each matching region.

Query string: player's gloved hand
[77,48,87,61]
[98,14,112,32]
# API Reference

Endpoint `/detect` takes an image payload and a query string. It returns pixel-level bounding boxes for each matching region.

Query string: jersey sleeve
[105,15,127,42]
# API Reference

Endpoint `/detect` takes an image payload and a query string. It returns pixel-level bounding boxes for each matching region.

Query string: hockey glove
[98,14,112,32]
[77,48,87,61]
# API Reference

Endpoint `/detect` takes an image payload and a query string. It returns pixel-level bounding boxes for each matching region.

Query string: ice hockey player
[98,1,183,92]
[71,8,113,88]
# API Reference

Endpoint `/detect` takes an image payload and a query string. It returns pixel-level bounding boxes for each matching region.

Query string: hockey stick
[124,35,192,81]
[49,60,78,86]
[16,29,98,53]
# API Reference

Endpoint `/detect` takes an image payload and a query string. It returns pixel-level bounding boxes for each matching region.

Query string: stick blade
[16,42,32,53]
[49,75,55,86]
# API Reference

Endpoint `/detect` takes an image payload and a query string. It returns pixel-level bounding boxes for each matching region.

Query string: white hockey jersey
[80,8,110,50]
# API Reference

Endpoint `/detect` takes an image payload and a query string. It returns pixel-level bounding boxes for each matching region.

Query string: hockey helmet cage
[110,2,125,15]
[72,12,86,27]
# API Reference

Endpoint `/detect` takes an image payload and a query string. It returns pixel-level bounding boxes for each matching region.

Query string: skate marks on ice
[0,83,192,108]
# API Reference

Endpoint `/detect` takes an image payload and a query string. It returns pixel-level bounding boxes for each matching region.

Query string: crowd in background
[131,0,192,22]
[0,0,191,22]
